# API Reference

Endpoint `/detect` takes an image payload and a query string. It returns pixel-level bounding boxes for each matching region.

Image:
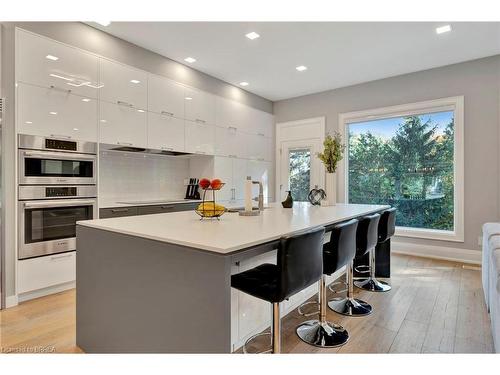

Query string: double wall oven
[18,135,97,260]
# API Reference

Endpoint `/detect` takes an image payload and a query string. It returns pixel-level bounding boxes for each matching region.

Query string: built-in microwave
[18,185,97,260]
[18,134,97,185]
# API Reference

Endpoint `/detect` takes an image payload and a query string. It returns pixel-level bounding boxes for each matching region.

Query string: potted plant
[316,132,345,205]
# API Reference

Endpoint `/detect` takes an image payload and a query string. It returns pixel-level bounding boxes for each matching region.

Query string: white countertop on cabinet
[78,202,390,254]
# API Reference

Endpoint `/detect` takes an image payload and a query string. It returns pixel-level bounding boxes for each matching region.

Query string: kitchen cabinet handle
[257,132,265,137]
[161,146,174,151]
[195,118,206,124]
[117,142,133,146]
[228,154,237,158]
[228,126,237,131]
[49,134,72,139]
[160,205,175,210]
[49,85,72,94]
[50,253,73,261]
[161,111,174,117]
[110,208,129,213]
[258,157,265,161]
[195,151,207,155]
[117,100,134,108]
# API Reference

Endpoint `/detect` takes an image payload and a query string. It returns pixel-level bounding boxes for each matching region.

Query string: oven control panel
[45,138,78,151]
[46,187,78,197]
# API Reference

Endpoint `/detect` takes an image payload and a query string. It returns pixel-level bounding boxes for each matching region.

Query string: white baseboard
[6,294,19,308]
[18,281,75,303]
[392,240,481,265]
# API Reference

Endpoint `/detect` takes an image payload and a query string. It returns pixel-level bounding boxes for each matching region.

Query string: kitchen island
[76,202,389,353]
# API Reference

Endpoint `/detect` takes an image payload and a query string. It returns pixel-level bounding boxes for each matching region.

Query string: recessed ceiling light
[25,121,33,124]
[46,55,59,61]
[245,32,260,40]
[49,111,58,115]
[436,25,452,34]
[239,82,249,87]
[296,65,308,72]
[185,97,193,101]
[73,128,79,131]
[95,21,111,27]
[184,57,196,63]
[130,79,141,84]
[81,98,91,102]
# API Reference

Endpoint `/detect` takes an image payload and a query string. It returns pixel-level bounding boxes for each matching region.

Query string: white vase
[323,172,336,206]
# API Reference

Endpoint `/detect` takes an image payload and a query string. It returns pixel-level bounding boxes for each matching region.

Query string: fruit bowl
[195,202,226,219]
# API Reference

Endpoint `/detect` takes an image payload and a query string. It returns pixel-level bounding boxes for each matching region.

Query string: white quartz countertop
[78,202,390,254]
[99,198,201,209]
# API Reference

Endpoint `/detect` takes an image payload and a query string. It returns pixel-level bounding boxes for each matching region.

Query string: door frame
[275,117,326,202]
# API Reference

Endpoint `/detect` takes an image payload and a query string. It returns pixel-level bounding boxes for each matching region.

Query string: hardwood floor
[0,254,494,354]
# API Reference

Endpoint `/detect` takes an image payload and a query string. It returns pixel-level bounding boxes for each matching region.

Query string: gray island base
[76,203,389,353]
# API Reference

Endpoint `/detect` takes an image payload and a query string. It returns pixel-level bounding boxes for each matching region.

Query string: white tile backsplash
[99,151,190,202]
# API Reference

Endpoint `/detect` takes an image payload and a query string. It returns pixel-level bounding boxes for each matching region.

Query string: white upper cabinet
[215,126,248,159]
[148,74,185,118]
[245,107,273,137]
[248,134,273,161]
[99,101,147,147]
[17,83,98,141]
[99,59,147,109]
[16,29,99,98]
[216,97,246,130]
[184,87,215,125]
[147,112,185,152]
[185,120,215,155]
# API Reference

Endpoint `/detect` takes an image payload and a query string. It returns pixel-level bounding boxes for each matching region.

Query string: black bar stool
[326,219,373,316]
[355,208,395,292]
[231,226,325,354]
[295,221,356,347]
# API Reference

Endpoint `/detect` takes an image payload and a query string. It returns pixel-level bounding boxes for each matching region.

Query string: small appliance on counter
[185,178,201,200]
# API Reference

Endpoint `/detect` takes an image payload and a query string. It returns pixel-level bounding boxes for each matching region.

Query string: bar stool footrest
[297,300,320,317]
[328,281,348,294]
[242,332,273,354]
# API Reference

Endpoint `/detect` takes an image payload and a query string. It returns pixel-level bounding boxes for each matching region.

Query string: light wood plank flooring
[0,254,494,353]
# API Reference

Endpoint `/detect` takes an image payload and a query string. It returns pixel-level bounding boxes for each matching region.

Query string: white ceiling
[89,22,500,101]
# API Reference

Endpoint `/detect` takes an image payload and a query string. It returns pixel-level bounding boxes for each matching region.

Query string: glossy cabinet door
[184,87,216,125]
[148,74,185,118]
[99,58,148,109]
[16,29,100,98]
[213,156,234,202]
[184,120,215,155]
[99,101,147,147]
[17,83,98,141]
[147,112,185,152]
[215,126,248,158]
[215,97,247,130]
[247,134,272,161]
[232,158,248,201]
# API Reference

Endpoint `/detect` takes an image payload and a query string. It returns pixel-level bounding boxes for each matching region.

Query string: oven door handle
[22,151,97,161]
[23,199,96,209]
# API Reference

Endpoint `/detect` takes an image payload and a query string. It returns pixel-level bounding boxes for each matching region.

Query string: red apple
[199,178,211,190]
[210,178,223,190]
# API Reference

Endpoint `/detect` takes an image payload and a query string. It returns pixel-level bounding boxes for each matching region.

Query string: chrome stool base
[328,297,373,316]
[354,278,391,292]
[296,320,349,348]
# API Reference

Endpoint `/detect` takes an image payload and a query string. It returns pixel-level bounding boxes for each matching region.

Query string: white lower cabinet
[185,120,215,155]
[99,101,147,147]
[147,112,185,152]
[18,252,76,294]
[17,83,98,141]
[213,157,248,204]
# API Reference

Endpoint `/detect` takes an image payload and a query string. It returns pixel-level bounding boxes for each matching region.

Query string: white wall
[99,152,190,203]
[274,55,500,255]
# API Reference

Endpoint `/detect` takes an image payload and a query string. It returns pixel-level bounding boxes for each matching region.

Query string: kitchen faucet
[252,180,264,211]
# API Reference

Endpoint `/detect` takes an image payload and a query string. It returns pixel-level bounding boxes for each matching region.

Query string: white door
[276,117,326,202]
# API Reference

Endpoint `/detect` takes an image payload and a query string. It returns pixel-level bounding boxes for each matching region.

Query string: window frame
[337,96,464,242]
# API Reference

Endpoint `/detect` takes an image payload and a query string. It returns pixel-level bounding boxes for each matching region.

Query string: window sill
[395,226,464,242]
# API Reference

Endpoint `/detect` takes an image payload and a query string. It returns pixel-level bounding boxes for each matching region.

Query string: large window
[339,97,464,242]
